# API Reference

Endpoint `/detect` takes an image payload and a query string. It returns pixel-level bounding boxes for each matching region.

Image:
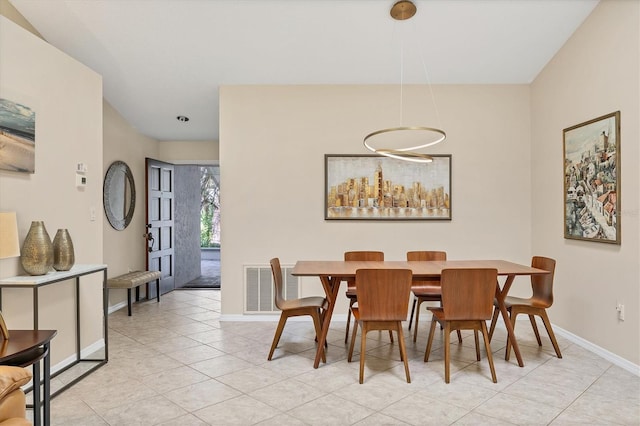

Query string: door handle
[144,226,155,252]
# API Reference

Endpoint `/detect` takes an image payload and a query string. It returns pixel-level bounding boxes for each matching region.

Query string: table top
[292,260,549,277]
[0,264,107,287]
[0,330,57,364]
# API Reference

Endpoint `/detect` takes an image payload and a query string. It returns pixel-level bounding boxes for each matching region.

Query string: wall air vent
[244,264,299,313]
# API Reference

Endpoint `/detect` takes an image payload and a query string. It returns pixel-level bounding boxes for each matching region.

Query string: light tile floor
[37,290,639,425]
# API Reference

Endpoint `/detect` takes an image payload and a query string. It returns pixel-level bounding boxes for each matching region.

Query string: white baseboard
[220,313,350,322]
[50,339,105,375]
[108,301,127,314]
[552,324,639,376]
[489,317,639,376]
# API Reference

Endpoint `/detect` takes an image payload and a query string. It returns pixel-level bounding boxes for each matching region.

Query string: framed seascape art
[0,98,36,173]
[325,154,451,221]
[563,111,620,244]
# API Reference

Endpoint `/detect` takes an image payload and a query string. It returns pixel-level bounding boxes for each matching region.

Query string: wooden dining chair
[406,251,462,345]
[347,268,412,384]
[268,258,329,362]
[488,256,561,360]
[424,268,498,384]
[344,251,385,343]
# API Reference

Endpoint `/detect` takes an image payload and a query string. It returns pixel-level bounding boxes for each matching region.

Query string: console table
[0,329,57,426]
[0,264,108,397]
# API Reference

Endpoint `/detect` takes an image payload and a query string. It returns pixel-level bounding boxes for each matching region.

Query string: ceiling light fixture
[363,0,446,163]
[176,115,190,122]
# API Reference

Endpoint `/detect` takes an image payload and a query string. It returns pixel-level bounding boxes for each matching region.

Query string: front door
[145,158,175,296]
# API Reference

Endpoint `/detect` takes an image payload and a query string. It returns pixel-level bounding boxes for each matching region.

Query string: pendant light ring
[363,126,447,160]
[375,149,434,163]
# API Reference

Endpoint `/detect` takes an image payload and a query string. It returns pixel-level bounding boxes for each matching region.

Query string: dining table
[292,259,550,369]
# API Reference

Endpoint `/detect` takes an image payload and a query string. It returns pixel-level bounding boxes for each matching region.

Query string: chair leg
[348,319,359,362]
[456,330,462,344]
[474,329,480,361]
[505,311,518,361]
[345,298,355,344]
[319,308,328,348]
[539,310,562,359]
[389,330,394,343]
[397,324,411,383]
[413,298,422,342]
[488,306,499,341]
[424,315,437,362]
[408,296,417,330]
[359,324,367,384]
[268,313,288,360]
[311,309,326,363]
[529,314,542,346]
[481,321,497,383]
[313,309,328,348]
[444,322,451,383]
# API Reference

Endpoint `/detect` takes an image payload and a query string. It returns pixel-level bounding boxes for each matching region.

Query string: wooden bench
[106,271,162,316]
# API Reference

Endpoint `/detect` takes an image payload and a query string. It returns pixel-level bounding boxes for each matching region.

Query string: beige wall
[103,116,220,306]
[103,108,224,309]
[0,16,104,366]
[103,102,159,308]
[531,0,639,365]
[4,0,637,370]
[103,120,218,309]
[219,1,640,368]
[220,84,533,316]
[0,9,216,371]
[158,140,219,164]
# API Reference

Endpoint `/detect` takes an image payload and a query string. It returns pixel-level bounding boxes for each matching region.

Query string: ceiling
[9,0,599,142]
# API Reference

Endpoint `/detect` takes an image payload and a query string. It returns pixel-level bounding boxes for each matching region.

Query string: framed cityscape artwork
[563,111,620,244]
[325,154,451,221]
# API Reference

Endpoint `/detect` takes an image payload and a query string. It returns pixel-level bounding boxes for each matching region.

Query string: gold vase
[53,228,75,271]
[20,221,54,275]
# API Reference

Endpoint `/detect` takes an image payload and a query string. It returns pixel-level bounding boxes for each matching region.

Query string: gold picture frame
[325,154,452,221]
[563,111,620,244]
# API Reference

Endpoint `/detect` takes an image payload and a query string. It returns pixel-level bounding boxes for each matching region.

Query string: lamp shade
[0,212,20,259]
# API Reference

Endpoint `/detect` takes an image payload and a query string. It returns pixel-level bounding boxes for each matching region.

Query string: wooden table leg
[495,275,524,367]
[313,276,340,369]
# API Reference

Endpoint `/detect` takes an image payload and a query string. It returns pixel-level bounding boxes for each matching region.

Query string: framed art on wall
[0,98,36,173]
[563,111,620,244]
[325,154,451,221]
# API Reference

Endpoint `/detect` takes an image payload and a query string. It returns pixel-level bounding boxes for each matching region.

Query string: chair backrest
[530,256,556,308]
[440,268,497,320]
[345,251,384,261]
[270,258,286,309]
[355,269,412,321]
[344,251,384,285]
[407,251,446,284]
[406,251,447,261]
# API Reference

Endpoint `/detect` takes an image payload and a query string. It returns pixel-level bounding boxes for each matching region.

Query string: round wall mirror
[103,160,136,230]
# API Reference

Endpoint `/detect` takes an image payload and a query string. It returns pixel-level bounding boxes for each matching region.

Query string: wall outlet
[616,303,625,321]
